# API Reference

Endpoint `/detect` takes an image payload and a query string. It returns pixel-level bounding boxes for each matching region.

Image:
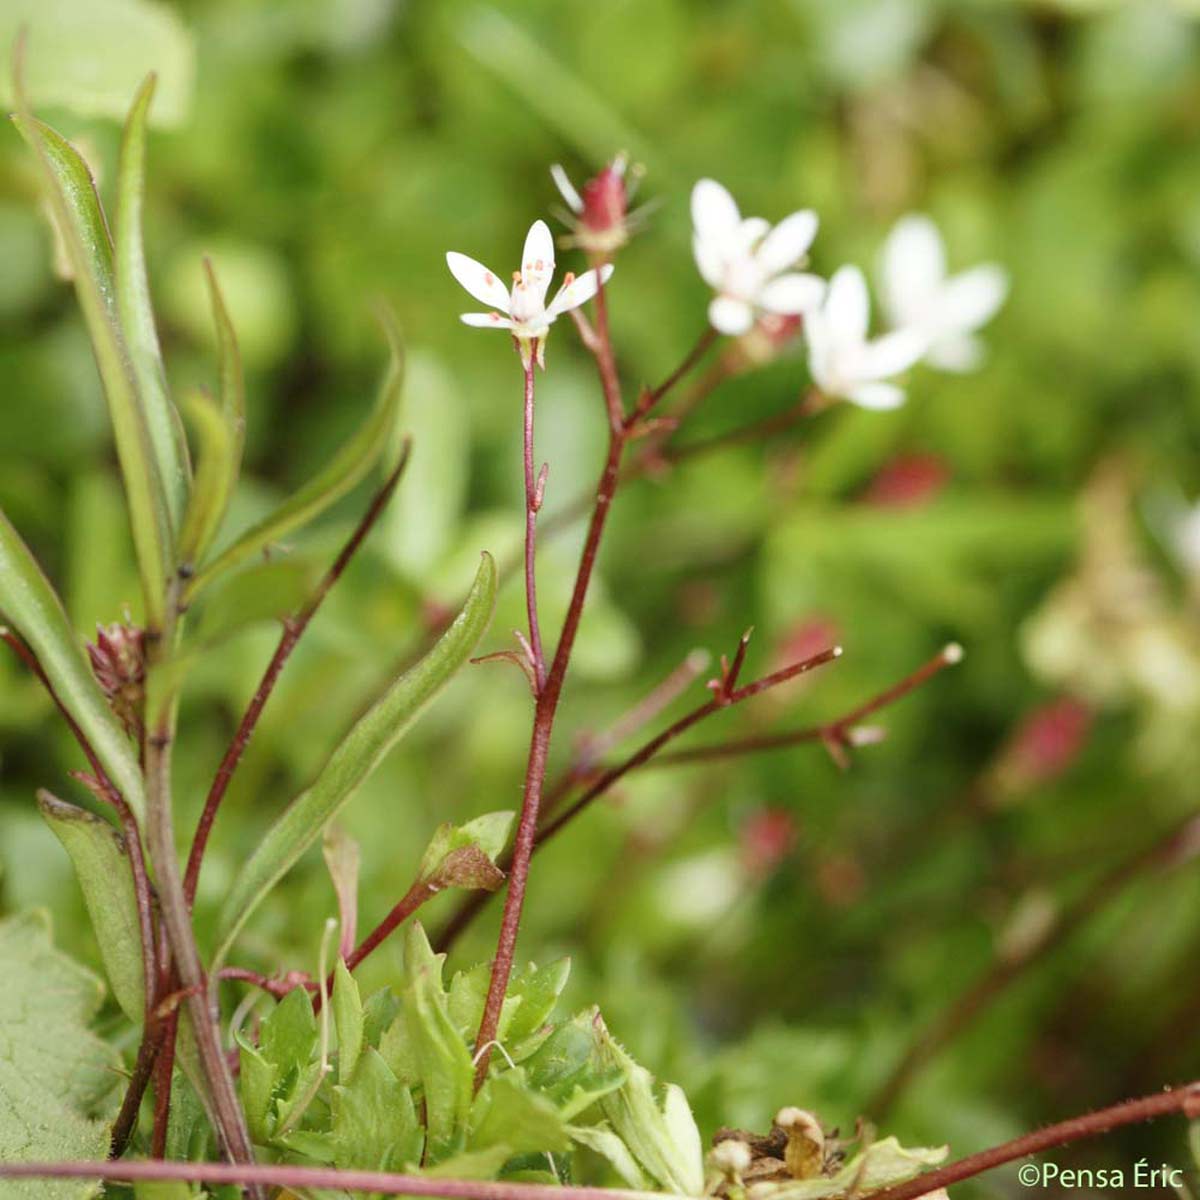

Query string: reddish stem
[183,448,410,908]
[521,361,546,690]
[862,1082,1200,1200]
[436,645,841,955]
[634,325,719,422]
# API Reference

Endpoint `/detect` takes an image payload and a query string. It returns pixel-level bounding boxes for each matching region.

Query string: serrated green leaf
[362,987,399,1051]
[401,922,473,1164]
[417,810,514,891]
[188,309,404,596]
[333,958,364,1084]
[330,1048,422,1170]
[37,790,144,1022]
[213,552,497,966]
[524,1014,624,1121]
[259,986,318,1077]
[592,1014,704,1196]
[116,73,189,532]
[0,508,145,820]
[235,1032,277,1145]
[470,1069,570,1155]
[505,958,571,1047]
[12,106,172,627]
[0,912,119,1200]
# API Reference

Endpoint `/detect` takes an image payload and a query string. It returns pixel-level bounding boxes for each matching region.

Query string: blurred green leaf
[11,106,172,627]
[188,311,404,596]
[213,552,497,964]
[115,73,189,530]
[0,508,145,819]
[37,790,144,1022]
[0,0,194,126]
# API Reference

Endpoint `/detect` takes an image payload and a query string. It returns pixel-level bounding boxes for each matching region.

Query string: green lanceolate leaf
[212,552,497,965]
[177,261,244,569]
[0,510,145,820]
[333,958,364,1083]
[12,90,173,627]
[0,911,121,1199]
[116,73,190,530]
[187,308,403,597]
[417,810,515,892]
[37,791,144,1023]
[177,389,238,567]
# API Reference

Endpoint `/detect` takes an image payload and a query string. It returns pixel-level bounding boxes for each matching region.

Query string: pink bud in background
[552,156,634,258]
[740,808,798,879]
[862,453,949,509]
[991,697,1092,799]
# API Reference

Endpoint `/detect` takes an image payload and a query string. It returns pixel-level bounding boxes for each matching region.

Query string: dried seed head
[774,1107,825,1180]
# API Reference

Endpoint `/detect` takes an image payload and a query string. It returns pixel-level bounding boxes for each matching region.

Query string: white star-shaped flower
[691,179,825,337]
[446,219,613,364]
[879,215,1008,373]
[806,265,925,410]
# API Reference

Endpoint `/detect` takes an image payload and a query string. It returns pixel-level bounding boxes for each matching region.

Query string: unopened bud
[87,622,146,739]
[710,1139,752,1176]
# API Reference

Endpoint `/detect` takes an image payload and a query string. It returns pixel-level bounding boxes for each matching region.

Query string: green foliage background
[2,0,1200,1193]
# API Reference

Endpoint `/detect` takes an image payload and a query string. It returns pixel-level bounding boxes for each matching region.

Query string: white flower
[806,266,925,410]
[446,219,613,362]
[879,214,1008,373]
[691,179,825,337]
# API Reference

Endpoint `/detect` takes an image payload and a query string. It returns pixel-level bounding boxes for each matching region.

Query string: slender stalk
[0,1160,666,1199]
[141,587,257,1174]
[633,325,719,422]
[436,645,842,955]
[183,450,410,907]
[654,644,962,767]
[861,1082,1200,1200]
[867,808,1200,1118]
[150,1022,175,1159]
[521,361,546,688]
[0,632,162,1158]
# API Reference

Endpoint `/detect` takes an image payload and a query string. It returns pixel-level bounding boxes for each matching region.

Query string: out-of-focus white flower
[446,219,613,366]
[1171,500,1200,579]
[806,266,925,410]
[879,214,1008,372]
[691,179,825,337]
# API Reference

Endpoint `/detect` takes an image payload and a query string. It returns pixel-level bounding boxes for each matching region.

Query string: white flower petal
[734,217,770,252]
[879,215,946,327]
[550,164,583,213]
[708,296,755,336]
[804,310,834,390]
[935,264,1008,333]
[847,381,906,410]
[521,219,556,303]
[693,234,727,289]
[546,263,615,318]
[446,251,511,312]
[691,179,741,241]
[759,273,826,315]
[756,210,818,276]
[460,312,513,329]
[861,328,926,380]
[825,265,870,345]
[926,333,985,373]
